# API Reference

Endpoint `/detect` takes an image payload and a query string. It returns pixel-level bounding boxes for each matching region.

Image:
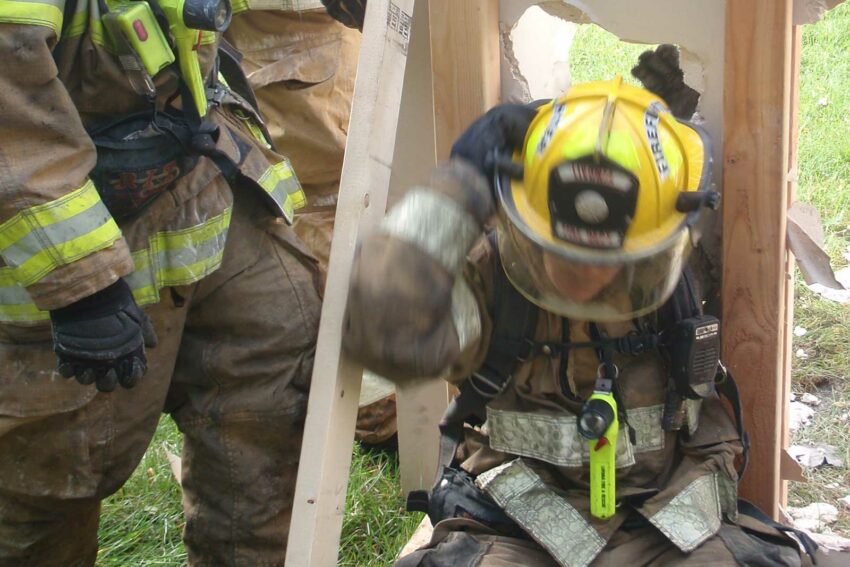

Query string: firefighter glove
[450,103,539,185]
[631,44,700,120]
[49,279,158,393]
[321,0,366,30]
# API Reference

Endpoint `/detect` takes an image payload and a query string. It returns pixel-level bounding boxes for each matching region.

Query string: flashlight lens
[578,398,615,440]
[579,413,607,439]
[183,0,232,32]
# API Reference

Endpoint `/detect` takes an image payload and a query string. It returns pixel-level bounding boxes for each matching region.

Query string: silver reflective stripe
[450,278,481,353]
[381,188,480,274]
[717,472,738,521]
[686,398,702,436]
[487,404,664,468]
[646,473,722,552]
[0,278,35,305]
[476,459,605,567]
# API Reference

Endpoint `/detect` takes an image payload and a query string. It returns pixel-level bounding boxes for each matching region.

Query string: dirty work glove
[321,0,366,30]
[49,279,158,393]
[631,44,700,120]
[450,103,539,185]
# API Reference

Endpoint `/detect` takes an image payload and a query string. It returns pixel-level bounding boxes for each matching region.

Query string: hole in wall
[503,3,702,111]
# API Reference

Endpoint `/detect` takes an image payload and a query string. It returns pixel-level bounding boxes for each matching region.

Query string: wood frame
[285,1,417,563]
[721,0,796,517]
[289,0,802,562]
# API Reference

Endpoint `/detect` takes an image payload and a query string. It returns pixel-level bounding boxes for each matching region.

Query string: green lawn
[98,5,850,565]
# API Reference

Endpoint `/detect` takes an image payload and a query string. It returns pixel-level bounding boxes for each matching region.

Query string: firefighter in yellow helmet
[0,0,359,564]
[343,71,825,566]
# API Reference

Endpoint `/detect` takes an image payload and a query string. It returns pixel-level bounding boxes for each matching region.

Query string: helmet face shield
[496,193,691,322]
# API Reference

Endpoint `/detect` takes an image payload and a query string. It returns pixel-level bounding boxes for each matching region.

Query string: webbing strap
[435,234,539,480]
[715,366,750,478]
[737,499,819,563]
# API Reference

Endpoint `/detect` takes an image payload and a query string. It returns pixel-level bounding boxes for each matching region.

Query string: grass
[97,6,850,565]
[786,2,850,535]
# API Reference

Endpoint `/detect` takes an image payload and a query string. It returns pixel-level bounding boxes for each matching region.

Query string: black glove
[49,279,158,393]
[631,44,700,120]
[450,103,539,183]
[321,0,366,31]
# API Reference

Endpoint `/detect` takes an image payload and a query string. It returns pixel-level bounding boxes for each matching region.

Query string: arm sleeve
[343,159,494,383]
[0,22,133,314]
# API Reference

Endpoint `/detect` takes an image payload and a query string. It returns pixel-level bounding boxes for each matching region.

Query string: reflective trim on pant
[0,208,231,323]
[475,459,605,567]
[0,0,63,33]
[643,472,723,553]
[125,208,232,305]
[0,180,122,287]
[258,160,306,223]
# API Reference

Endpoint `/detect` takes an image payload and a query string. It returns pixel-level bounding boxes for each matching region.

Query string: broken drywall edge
[499,0,724,186]
[502,6,576,102]
[500,21,533,103]
[793,0,845,24]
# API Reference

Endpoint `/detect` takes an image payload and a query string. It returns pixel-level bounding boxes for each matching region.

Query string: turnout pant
[0,185,322,566]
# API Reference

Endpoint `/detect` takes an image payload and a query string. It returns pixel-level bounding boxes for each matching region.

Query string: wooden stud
[428,0,501,160]
[722,0,794,518]
[393,0,503,495]
[389,0,445,495]
[286,1,417,564]
[780,25,804,498]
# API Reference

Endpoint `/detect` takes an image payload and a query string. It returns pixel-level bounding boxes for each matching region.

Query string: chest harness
[58,0,280,220]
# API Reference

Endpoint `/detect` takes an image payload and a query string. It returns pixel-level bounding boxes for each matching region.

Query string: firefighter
[225,0,398,447]
[342,74,829,566]
[0,0,352,563]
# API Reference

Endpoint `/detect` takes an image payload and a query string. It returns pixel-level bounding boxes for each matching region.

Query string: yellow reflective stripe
[231,0,249,13]
[0,209,232,322]
[0,0,63,33]
[14,220,122,286]
[152,208,231,252]
[125,208,231,304]
[258,161,306,222]
[64,0,88,38]
[200,30,217,45]
[0,180,105,248]
[0,181,123,286]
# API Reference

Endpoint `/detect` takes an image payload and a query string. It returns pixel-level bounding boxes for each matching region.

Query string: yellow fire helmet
[494,77,717,322]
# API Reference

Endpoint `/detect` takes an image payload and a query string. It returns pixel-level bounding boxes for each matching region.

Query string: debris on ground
[796,348,810,360]
[840,495,850,511]
[787,502,839,531]
[788,444,844,468]
[806,530,850,552]
[794,326,808,336]
[790,402,816,431]
[799,393,821,406]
